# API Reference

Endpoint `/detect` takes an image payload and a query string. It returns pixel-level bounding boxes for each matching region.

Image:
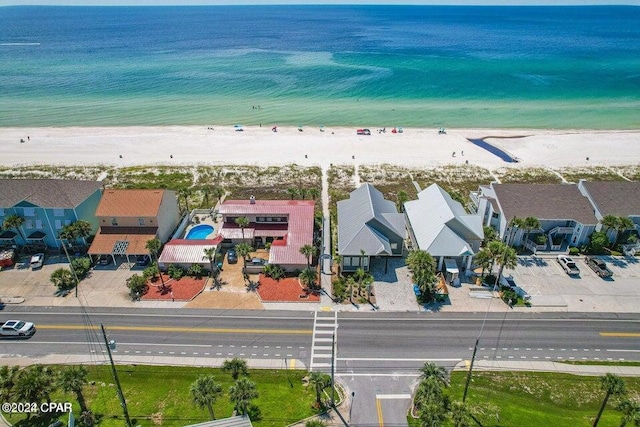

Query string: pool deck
[184,217,218,240]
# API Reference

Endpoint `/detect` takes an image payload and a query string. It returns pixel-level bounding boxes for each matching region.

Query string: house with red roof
[218,196,315,272]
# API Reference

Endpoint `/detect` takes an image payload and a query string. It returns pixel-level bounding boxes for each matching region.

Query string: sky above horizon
[2,0,639,5]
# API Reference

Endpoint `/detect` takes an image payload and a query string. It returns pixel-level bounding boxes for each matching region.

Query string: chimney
[249,195,255,204]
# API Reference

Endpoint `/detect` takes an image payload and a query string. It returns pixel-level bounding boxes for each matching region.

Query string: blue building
[0,179,103,250]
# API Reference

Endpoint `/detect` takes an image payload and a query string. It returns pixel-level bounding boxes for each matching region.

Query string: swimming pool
[185,224,214,240]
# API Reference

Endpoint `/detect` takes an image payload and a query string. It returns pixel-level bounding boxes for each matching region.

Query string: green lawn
[408,371,640,427]
[7,365,317,427]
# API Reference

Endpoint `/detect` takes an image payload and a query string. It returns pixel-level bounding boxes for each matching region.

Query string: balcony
[549,226,574,235]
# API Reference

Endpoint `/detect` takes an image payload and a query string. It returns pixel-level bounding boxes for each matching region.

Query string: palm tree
[13,366,56,419]
[482,226,498,245]
[396,190,409,213]
[600,215,634,248]
[190,375,222,420]
[203,247,220,276]
[299,187,308,200]
[615,217,635,248]
[287,187,298,200]
[485,240,504,275]
[354,267,374,301]
[450,400,472,427]
[79,410,96,427]
[494,242,518,285]
[617,399,640,427]
[2,213,27,247]
[0,365,19,400]
[50,268,75,290]
[299,268,318,290]
[474,248,493,279]
[299,244,317,270]
[593,373,627,427]
[222,358,248,380]
[228,377,259,416]
[235,243,253,268]
[235,216,250,240]
[522,216,541,246]
[308,371,331,409]
[212,187,225,208]
[146,238,166,288]
[178,188,192,213]
[308,188,320,200]
[406,250,438,299]
[419,362,449,387]
[72,220,93,244]
[57,366,89,412]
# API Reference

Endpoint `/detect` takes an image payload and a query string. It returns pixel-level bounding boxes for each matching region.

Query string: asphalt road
[2,307,639,426]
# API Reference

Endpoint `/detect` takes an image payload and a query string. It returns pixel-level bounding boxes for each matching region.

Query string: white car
[0,320,36,337]
[30,253,45,269]
[557,255,580,276]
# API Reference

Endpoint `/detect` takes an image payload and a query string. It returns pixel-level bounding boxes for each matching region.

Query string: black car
[227,249,238,264]
[98,255,111,265]
[136,255,151,266]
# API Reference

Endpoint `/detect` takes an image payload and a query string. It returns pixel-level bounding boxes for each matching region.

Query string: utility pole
[60,240,80,298]
[463,338,479,402]
[100,324,132,427]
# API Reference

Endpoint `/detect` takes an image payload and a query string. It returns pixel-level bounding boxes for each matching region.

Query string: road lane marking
[289,358,296,369]
[606,349,640,353]
[377,394,411,399]
[14,341,214,348]
[36,325,311,335]
[600,332,640,337]
[338,358,461,362]
[376,397,384,427]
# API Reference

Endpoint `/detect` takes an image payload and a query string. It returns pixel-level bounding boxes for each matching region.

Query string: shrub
[263,264,285,280]
[168,264,185,280]
[332,276,348,302]
[50,268,76,291]
[126,274,147,299]
[483,274,498,286]
[187,263,204,279]
[534,234,547,245]
[500,287,517,306]
[143,263,159,281]
[588,231,609,254]
[71,257,91,280]
[569,247,580,256]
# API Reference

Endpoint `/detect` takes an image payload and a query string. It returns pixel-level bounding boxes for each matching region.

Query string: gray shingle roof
[0,179,102,209]
[582,181,640,217]
[493,183,597,225]
[337,184,405,256]
[404,184,483,257]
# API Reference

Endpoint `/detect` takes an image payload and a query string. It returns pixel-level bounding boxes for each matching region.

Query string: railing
[523,239,538,254]
[549,226,574,235]
[469,191,480,208]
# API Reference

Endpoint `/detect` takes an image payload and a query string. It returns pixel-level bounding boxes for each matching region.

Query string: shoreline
[1,126,639,170]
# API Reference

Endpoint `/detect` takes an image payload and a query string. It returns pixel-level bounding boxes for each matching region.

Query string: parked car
[227,249,238,264]
[98,254,112,265]
[557,255,580,276]
[585,256,613,278]
[500,275,532,302]
[0,320,36,337]
[136,255,151,266]
[250,258,268,266]
[29,253,45,269]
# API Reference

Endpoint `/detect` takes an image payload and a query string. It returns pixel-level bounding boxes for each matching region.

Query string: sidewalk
[453,360,640,377]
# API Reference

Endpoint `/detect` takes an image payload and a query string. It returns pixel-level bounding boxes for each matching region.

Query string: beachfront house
[471,183,598,252]
[337,183,405,272]
[579,180,640,249]
[88,189,180,265]
[217,197,315,272]
[404,184,483,282]
[0,179,102,251]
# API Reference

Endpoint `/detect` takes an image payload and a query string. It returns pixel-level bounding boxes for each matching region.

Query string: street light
[349,391,355,423]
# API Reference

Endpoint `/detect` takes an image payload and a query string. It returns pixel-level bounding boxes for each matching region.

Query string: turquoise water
[185,224,214,240]
[1,6,639,128]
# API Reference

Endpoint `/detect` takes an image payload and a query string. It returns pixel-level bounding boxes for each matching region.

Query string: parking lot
[503,255,640,313]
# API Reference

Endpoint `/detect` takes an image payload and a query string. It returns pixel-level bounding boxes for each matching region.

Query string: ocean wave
[0,42,41,46]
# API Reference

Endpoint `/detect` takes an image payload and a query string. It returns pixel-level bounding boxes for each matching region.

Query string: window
[0,208,4,216]
[343,257,351,267]
[64,220,71,226]
[25,220,33,229]
[111,218,118,226]
[391,243,398,250]
[35,220,43,229]
[352,257,360,267]
[53,209,65,217]
[138,218,146,226]
[23,207,35,217]
[492,212,499,219]
[55,220,62,229]
[362,257,369,267]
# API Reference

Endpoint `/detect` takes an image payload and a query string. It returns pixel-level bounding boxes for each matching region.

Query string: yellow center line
[37,325,312,335]
[599,332,640,338]
[376,397,384,427]
[289,358,296,370]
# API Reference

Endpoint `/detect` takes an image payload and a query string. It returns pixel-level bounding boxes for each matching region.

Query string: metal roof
[404,184,483,257]
[219,200,315,266]
[158,239,218,264]
[0,179,102,209]
[337,184,405,256]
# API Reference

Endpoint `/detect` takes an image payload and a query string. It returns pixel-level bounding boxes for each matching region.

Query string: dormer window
[138,218,146,226]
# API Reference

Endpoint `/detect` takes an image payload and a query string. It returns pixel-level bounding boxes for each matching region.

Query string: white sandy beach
[0,126,639,170]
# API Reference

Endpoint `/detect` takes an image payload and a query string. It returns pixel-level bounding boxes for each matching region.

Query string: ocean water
[1,5,639,128]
